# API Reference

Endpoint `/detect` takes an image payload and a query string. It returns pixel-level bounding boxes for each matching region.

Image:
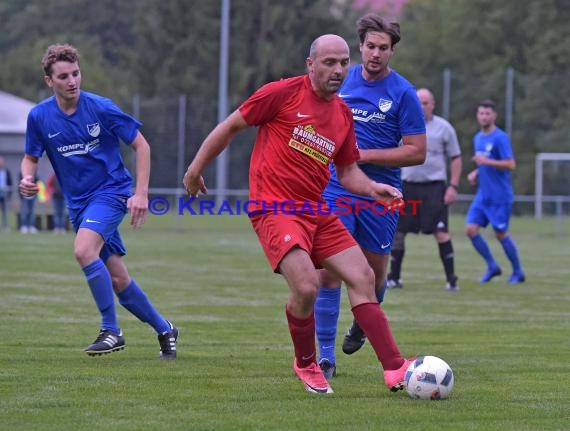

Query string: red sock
[352,302,404,370]
[285,306,316,368]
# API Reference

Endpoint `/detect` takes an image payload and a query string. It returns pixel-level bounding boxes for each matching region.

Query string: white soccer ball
[405,355,454,400]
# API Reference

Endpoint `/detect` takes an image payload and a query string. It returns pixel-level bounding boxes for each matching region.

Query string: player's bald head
[309,34,349,60]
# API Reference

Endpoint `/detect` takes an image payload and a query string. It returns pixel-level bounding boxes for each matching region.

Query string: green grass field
[1,214,569,430]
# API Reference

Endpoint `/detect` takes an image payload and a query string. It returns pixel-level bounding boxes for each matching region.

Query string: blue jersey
[473,127,514,204]
[26,91,141,210]
[325,65,425,197]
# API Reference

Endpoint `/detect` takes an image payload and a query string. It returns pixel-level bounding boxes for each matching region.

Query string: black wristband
[448,183,459,190]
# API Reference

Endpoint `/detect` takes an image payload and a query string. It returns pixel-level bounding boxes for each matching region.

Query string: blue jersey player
[465,99,525,284]
[314,14,426,379]
[19,44,178,358]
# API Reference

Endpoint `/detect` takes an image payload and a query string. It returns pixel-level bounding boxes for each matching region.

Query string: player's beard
[328,80,342,93]
[327,74,344,93]
[363,60,389,80]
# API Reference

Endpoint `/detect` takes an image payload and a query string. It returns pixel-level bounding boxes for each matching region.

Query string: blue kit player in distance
[314,14,426,379]
[465,99,525,284]
[19,44,178,358]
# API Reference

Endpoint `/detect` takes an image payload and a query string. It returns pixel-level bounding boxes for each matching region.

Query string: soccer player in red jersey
[183,34,413,395]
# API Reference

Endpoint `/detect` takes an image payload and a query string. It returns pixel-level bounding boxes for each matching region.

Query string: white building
[0,90,54,226]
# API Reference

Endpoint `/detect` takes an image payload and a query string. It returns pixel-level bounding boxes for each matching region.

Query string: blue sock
[82,259,120,335]
[376,280,388,303]
[315,286,341,365]
[500,236,522,273]
[117,279,170,334]
[470,234,497,267]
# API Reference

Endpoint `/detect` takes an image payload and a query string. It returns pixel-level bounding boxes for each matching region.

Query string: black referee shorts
[398,181,449,235]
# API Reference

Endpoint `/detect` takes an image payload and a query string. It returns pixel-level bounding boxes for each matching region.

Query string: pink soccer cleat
[293,359,334,394]
[384,357,416,392]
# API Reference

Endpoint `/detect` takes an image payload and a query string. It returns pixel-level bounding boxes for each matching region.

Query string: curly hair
[41,44,80,76]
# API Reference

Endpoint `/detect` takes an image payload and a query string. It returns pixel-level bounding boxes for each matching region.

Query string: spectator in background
[388,87,462,292]
[47,173,67,233]
[0,156,13,231]
[19,172,39,234]
[465,99,525,284]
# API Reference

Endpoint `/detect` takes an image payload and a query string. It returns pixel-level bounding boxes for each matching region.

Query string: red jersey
[239,75,359,211]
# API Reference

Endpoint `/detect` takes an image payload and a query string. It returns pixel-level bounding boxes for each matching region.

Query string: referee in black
[388,88,462,291]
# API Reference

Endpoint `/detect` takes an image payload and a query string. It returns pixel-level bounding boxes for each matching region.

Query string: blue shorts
[466,200,512,233]
[324,194,399,255]
[68,194,129,262]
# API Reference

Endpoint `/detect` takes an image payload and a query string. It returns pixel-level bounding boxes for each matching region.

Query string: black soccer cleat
[342,319,366,355]
[318,358,337,381]
[84,330,125,356]
[387,277,403,289]
[158,321,178,360]
[445,275,460,292]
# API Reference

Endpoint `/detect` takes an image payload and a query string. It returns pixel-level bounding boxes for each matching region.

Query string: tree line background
[1,0,569,197]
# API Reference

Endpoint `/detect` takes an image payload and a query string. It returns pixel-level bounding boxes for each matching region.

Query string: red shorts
[249,212,357,272]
